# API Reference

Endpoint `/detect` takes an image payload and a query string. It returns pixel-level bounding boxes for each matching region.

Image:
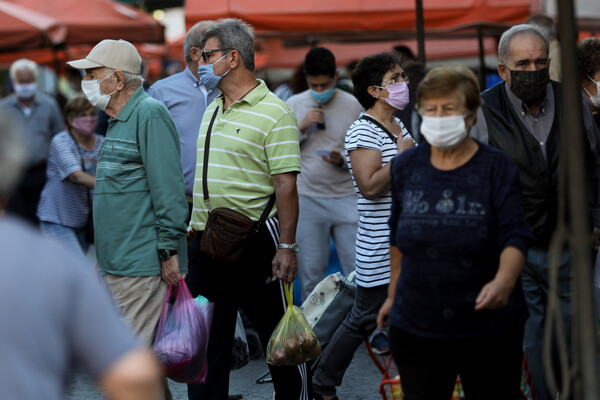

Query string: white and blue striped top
[37,131,104,228]
[345,114,411,288]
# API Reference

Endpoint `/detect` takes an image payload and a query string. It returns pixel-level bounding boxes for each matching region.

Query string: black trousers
[390,325,524,400]
[186,220,312,400]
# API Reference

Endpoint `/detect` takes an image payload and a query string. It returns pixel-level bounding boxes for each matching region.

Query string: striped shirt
[345,114,411,287]
[37,131,104,228]
[191,80,301,230]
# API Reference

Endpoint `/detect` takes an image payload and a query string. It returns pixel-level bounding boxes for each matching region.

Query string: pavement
[67,342,386,400]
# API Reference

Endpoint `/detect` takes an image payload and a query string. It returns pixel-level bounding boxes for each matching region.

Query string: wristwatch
[158,249,178,261]
[277,243,299,255]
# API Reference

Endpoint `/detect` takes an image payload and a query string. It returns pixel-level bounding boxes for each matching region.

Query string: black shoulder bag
[199,106,275,263]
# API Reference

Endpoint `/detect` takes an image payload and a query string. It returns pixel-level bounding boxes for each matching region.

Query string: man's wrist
[158,249,178,261]
[277,242,299,255]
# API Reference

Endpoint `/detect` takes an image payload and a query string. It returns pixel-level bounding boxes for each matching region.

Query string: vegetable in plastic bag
[266,283,321,366]
[153,278,213,383]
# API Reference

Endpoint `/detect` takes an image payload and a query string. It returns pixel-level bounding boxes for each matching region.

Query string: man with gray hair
[471,24,600,400]
[67,39,188,345]
[186,18,311,400]
[0,110,162,400]
[148,21,219,219]
[0,58,63,224]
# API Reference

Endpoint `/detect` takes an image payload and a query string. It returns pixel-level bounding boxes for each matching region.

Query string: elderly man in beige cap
[68,39,188,348]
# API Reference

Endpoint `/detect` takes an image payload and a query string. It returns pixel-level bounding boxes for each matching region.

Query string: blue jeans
[521,246,571,400]
[39,221,88,262]
[296,195,358,301]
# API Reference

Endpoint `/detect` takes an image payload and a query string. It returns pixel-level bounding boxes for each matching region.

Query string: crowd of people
[1,12,600,400]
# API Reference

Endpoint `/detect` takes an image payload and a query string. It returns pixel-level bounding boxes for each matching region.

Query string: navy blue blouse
[388,141,532,338]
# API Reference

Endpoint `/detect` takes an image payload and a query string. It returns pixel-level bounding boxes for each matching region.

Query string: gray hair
[498,24,549,64]
[526,14,557,40]
[184,21,216,63]
[202,18,255,71]
[9,58,38,81]
[0,111,26,197]
[104,68,144,89]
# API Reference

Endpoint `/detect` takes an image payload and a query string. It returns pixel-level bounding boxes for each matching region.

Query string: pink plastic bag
[153,279,213,383]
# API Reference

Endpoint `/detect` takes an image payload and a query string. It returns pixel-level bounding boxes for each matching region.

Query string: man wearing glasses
[471,24,600,400]
[148,21,219,221]
[186,18,310,400]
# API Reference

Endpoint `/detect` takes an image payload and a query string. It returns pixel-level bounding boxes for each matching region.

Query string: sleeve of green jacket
[137,104,188,255]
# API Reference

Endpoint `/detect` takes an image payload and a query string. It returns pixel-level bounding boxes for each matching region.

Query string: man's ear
[229,50,241,69]
[114,70,126,90]
[498,63,508,82]
[189,47,202,63]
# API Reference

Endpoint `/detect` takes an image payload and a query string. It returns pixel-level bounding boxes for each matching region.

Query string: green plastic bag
[266,283,321,366]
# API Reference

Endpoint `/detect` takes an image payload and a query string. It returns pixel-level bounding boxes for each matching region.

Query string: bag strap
[202,106,220,210]
[201,106,276,227]
[359,114,398,144]
[284,282,293,307]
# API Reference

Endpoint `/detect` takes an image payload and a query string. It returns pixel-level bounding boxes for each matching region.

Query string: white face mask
[13,82,37,100]
[81,72,116,111]
[585,75,600,108]
[420,115,468,150]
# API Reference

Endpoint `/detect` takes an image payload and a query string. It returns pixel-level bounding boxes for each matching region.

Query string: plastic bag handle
[284,282,293,307]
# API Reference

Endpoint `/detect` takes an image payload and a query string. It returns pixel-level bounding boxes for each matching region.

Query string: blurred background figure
[0,109,162,400]
[148,20,218,221]
[273,62,308,101]
[526,14,561,81]
[578,37,600,130]
[36,94,104,262]
[286,47,362,301]
[336,59,359,93]
[312,52,415,400]
[379,65,531,400]
[0,58,64,225]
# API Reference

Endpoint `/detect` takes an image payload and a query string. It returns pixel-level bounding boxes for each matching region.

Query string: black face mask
[508,67,550,104]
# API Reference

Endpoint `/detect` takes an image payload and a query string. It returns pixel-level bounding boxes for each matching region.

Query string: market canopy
[0,0,66,51]
[185,0,532,42]
[5,0,164,44]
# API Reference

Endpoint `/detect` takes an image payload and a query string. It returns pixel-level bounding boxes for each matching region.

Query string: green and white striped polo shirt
[191,79,301,230]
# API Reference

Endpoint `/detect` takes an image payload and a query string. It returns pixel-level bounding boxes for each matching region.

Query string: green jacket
[94,86,188,276]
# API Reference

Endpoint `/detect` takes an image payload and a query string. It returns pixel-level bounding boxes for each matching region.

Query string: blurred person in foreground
[148,20,219,220]
[0,58,64,224]
[0,110,161,400]
[578,37,600,130]
[67,39,188,344]
[470,24,600,400]
[312,52,415,400]
[286,47,362,301]
[378,65,532,399]
[186,18,310,399]
[36,94,104,261]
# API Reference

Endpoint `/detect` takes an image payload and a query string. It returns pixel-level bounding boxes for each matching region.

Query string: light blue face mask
[310,86,335,104]
[198,52,231,90]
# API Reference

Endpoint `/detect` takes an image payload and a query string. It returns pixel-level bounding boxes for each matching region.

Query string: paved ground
[67,342,387,399]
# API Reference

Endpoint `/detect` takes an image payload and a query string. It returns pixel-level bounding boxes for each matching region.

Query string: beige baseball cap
[67,39,142,75]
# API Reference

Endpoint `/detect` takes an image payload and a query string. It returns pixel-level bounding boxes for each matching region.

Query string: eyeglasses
[381,76,409,85]
[201,48,233,62]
